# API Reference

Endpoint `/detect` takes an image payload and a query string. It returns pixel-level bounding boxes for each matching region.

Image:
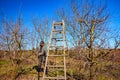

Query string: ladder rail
[62,20,67,80]
[42,21,55,80]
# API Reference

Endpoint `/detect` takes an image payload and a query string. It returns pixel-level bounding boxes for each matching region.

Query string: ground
[0,49,120,80]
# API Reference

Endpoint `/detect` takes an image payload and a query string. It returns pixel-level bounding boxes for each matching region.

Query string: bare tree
[57,0,109,79]
[31,16,50,48]
[0,14,30,80]
[0,12,51,80]
[113,30,120,49]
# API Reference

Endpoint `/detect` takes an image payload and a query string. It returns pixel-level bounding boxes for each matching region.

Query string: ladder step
[52,37,63,39]
[52,30,63,33]
[48,68,64,71]
[44,77,65,79]
[55,40,64,41]
[52,38,63,41]
[53,22,63,26]
[48,55,65,57]
[49,46,64,50]
[50,46,64,48]
[47,65,64,68]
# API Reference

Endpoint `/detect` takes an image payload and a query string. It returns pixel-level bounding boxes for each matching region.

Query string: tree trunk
[89,21,95,80]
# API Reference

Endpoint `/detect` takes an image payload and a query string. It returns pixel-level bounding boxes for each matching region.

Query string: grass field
[0,49,120,80]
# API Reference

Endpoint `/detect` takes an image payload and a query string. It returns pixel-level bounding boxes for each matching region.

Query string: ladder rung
[56,40,64,41]
[54,22,63,26]
[48,68,64,71]
[48,55,65,57]
[52,37,63,39]
[50,46,64,48]
[49,46,64,50]
[52,30,63,32]
[44,77,65,79]
[47,65,64,68]
[52,38,63,41]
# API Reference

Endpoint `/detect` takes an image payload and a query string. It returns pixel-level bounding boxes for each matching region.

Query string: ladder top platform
[53,22,63,26]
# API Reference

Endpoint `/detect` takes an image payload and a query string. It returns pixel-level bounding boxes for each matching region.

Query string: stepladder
[43,20,67,80]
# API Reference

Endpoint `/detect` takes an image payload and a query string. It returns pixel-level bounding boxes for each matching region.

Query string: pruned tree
[0,14,30,80]
[56,0,109,79]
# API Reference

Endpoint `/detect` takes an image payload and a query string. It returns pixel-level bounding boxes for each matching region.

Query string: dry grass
[0,49,120,80]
